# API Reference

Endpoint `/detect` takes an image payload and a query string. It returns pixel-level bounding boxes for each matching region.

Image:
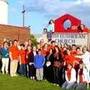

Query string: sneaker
[30,77,33,80]
[56,84,59,86]
[53,83,56,86]
[11,75,14,77]
[13,74,18,77]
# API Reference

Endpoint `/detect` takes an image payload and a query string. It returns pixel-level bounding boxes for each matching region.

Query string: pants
[44,66,53,82]
[1,58,9,74]
[83,66,90,83]
[47,32,52,41]
[36,68,43,80]
[86,65,90,83]
[10,60,18,77]
[75,83,87,90]
[29,64,35,77]
[53,67,60,84]
[62,81,75,90]
[19,64,27,76]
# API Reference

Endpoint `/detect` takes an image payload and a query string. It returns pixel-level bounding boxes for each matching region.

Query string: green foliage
[0,74,60,90]
[30,34,37,46]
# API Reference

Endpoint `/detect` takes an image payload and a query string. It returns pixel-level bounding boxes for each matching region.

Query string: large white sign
[52,33,88,46]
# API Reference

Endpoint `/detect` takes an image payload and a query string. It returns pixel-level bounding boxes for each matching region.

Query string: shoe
[56,84,59,86]
[32,76,35,80]
[30,77,33,80]
[11,75,14,77]
[53,83,56,86]
[87,83,89,89]
[13,74,18,77]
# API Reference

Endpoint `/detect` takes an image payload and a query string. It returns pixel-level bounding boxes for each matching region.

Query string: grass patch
[0,74,60,90]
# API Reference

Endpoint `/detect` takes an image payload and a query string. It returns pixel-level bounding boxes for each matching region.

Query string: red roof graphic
[54,14,88,33]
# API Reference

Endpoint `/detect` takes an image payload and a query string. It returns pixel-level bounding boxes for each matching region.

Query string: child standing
[34,49,45,81]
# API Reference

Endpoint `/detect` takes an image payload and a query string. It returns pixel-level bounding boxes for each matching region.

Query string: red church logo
[54,14,88,33]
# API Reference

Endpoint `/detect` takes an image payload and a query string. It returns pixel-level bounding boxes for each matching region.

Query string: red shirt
[9,45,19,60]
[41,49,49,56]
[19,50,27,64]
[64,54,76,65]
[71,50,77,55]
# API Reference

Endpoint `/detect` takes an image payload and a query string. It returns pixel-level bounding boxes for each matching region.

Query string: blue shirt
[1,48,9,58]
[34,54,45,69]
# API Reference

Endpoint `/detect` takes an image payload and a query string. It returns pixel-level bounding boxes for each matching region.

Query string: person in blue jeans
[19,44,27,76]
[34,49,45,81]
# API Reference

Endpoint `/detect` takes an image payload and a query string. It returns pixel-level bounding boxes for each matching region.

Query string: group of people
[0,39,90,90]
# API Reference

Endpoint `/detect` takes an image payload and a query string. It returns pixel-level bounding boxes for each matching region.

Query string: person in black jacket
[53,46,64,86]
[27,45,35,80]
[46,48,54,82]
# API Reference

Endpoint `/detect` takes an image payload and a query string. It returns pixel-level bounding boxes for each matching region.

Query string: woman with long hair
[53,46,64,86]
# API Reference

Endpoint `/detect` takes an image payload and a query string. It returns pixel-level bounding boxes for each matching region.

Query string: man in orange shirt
[9,40,19,77]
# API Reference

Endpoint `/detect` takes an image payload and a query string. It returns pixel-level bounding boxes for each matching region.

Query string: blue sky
[8,0,90,34]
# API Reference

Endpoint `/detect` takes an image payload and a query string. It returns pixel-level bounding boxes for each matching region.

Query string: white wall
[0,0,8,24]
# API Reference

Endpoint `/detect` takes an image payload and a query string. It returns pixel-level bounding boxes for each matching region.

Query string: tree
[30,34,37,46]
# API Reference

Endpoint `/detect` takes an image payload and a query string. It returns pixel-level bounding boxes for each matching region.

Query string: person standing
[53,46,63,86]
[46,48,54,82]
[19,44,27,76]
[34,49,45,81]
[1,41,9,74]
[27,45,35,79]
[76,46,90,88]
[9,40,19,77]
[47,19,54,41]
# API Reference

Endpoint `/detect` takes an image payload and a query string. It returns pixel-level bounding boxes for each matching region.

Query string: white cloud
[13,0,90,27]
[83,0,90,3]
[24,0,81,19]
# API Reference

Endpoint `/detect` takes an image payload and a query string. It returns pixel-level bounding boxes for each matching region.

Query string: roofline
[55,13,81,21]
[0,24,30,29]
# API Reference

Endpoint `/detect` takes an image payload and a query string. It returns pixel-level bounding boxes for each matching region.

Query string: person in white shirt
[62,64,76,90]
[76,46,90,88]
[76,63,87,90]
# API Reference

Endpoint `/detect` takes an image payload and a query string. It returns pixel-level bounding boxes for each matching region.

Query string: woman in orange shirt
[19,44,27,76]
[64,49,77,67]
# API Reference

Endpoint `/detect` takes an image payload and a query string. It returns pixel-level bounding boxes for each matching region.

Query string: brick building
[0,24,30,44]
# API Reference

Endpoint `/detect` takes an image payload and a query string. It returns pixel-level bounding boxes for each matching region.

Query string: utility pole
[22,5,25,27]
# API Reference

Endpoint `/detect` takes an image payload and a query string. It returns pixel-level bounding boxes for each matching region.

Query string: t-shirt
[64,54,76,65]
[9,45,19,60]
[19,50,27,64]
[47,24,54,32]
